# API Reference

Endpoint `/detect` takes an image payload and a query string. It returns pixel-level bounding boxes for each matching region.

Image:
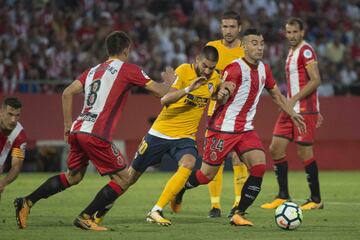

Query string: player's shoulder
[13,123,27,143]
[225,60,241,71]
[175,63,192,74]
[122,62,141,71]
[206,40,222,48]
[298,43,317,63]
[299,41,316,55]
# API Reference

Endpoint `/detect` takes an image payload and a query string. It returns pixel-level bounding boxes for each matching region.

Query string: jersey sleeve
[122,63,151,87]
[222,62,241,85]
[11,129,26,160]
[264,64,276,90]
[300,45,317,66]
[172,64,187,90]
[76,68,91,85]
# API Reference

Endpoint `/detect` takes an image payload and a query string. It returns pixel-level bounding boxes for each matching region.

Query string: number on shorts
[86,80,101,107]
[137,138,148,155]
[210,137,224,152]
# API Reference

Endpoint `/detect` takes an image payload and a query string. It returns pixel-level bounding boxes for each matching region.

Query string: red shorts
[203,130,264,166]
[273,112,318,144]
[67,133,127,175]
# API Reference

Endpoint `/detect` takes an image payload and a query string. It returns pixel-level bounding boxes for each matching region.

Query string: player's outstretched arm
[62,80,83,141]
[268,85,306,134]
[145,67,176,98]
[160,77,206,105]
[0,156,23,194]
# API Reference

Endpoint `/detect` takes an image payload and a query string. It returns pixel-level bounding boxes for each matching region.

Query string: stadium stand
[0,0,359,95]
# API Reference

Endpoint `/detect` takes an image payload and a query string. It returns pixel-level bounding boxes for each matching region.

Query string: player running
[93,45,222,226]
[205,11,247,218]
[14,31,175,231]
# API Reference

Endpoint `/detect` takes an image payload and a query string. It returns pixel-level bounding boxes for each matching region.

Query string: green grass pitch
[1,171,359,240]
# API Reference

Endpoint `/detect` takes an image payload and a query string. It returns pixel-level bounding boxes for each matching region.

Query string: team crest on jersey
[210,151,217,161]
[303,49,313,59]
[208,83,214,93]
[141,70,151,79]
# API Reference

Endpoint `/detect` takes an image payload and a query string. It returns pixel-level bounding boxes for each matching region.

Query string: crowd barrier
[3,94,359,170]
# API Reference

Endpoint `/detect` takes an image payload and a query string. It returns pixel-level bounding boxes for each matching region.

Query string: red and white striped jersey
[285,41,319,113]
[0,123,26,167]
[209,58,276,133]
[71,59,151,141]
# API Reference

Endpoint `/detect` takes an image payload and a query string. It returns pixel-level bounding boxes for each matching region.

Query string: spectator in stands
[0,0,358,95]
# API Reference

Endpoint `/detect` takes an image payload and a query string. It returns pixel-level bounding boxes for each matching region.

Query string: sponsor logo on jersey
[303,49,313,59]
[79,112,98,122]
[208,83,214,93]
[184,94,208,107]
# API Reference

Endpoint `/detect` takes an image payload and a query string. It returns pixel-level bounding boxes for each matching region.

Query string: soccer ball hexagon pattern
[275,202,303,230]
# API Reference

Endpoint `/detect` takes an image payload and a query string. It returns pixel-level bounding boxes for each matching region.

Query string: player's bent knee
[179,154,196,169]
[180,160,195,170]
[250,164,266,177]
[203,169,217,180]
[230,152,241,165]
[269,144,285,160]
[65,171,84,185]
[296,147,313,161]
[111,177,130,191]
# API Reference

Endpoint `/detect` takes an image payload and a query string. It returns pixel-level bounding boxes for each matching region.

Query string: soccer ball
[275,202,303,230]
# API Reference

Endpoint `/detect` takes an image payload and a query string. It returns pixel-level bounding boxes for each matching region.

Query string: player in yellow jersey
[205,11,248,218]
[92,46,221,226]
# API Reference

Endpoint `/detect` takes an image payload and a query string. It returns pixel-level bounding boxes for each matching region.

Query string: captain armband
[11,148,25,160]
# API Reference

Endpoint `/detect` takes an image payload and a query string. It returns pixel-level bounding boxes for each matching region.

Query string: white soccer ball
[275,202,303,230]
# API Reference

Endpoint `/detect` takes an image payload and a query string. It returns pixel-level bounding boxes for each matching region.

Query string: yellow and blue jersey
[150,63,221,140]
[206,40,244,116]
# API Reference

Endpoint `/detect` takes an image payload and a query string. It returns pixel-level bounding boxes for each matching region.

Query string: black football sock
[81,181,124,218]
[26,173,70,206]
[304,158,321,203]
[237,175,263,213]
[274,159,290,199]
[237,164,265,213]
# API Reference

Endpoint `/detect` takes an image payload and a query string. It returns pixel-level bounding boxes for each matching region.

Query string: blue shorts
[131,133,198,172]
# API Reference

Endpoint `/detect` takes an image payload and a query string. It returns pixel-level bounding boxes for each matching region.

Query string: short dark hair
[105,31,131,56]
[2,97,22,109]
[286,17,304,30]
[222,11,241,25]
[243,28,262,37]
[200,46,219,62]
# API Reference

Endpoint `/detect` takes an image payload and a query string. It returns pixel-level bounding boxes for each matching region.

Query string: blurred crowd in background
[0,0,359,96]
